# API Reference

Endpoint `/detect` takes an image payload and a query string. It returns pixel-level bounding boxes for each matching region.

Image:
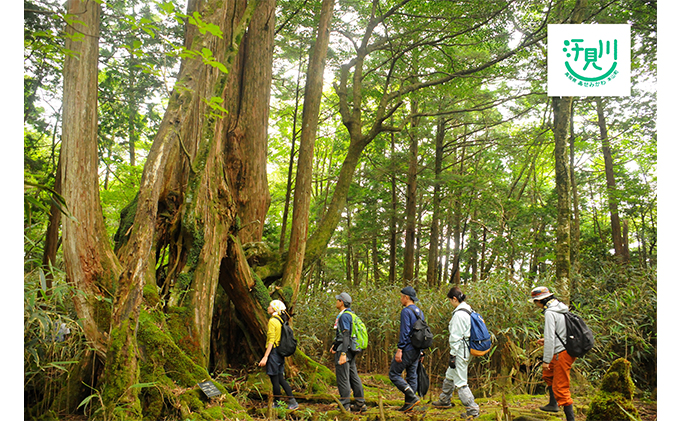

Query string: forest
[23,0,657,420]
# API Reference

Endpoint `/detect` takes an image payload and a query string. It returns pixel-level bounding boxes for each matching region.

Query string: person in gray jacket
[432,287,480,419]
[530,286,576,421]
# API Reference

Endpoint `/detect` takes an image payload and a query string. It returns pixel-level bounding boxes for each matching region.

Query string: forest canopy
[21,0,659,420]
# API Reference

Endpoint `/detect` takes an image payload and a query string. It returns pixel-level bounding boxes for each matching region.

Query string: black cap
[400,286,419,302]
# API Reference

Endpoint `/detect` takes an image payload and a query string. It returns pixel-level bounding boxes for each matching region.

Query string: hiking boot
[350,402,368,413]
[564,404,575,421]
[431,398,453,408]
[398,387,420,412]
[460,412,478,420]
[287,398,299,410]
[539,386,559,413]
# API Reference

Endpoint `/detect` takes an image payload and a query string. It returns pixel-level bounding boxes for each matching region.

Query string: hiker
[432,287,480,418]
[258,300,299,410]
[330,292,367,413]
[388,286,424,412]
[530,286,576,421]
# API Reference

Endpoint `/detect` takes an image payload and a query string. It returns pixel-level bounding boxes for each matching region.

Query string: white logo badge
[548,24,631,97]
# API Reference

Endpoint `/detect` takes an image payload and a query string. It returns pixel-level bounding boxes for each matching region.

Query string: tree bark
[403,130,418,283]
[426,118,445,286]
[223,0,274,244]
[569,100,581,273]
[282,0,335,304]
[552,96,573,301]
[60,0,120,360]
[596,97,629,264]
[42,153,62,292]
[389,132,398,284]
[551,0,588,304]
[101,0,266,416]
[278,50,304,253]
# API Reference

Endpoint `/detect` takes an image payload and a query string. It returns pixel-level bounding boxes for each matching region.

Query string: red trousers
[542,350,576,406]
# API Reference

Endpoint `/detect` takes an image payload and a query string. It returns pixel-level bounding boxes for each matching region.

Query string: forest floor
[244,373,657,421]
[52,372,657,421]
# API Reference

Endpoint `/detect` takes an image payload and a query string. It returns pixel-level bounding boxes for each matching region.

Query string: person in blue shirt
[388,286,423,412]
[330,292,366,412]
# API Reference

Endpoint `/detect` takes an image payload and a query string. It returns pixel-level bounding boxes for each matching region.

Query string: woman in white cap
[530,286,575,421]
[258,300,299,410]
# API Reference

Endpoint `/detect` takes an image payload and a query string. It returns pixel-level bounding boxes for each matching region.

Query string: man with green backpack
[331,292,368,413]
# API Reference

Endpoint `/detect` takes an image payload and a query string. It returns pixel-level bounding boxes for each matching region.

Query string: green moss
[600,358,635,399]
[586,392,638,421]
[280,285,294,305]
[143,283,161,308]
[586,358,639,421]
[101,318,143,420]
[113,193,139,252]
[252,275,271,312]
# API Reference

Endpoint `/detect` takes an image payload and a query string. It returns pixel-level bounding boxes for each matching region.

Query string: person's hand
[258,356,267,367]
[449,355,456,369]
[395,348,403,363]
[339,353,347,365]
[537,338,545,346]
[330,345,336,354]
[542,362,550,371]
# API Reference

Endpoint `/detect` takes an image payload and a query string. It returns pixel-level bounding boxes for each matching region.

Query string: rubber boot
[398,386,420,412]
[539,386,559,413]
[563,404,575,421]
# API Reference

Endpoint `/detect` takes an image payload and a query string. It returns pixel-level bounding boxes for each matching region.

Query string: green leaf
[78,394,97,409]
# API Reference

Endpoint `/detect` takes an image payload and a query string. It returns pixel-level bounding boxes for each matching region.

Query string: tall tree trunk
[389,132,398,284]
[403,134,417,283]
[127,30,138,167]
[426,118,445,286]
[42,153,62,292]
[569,100,581,273]
[596,97,629,264]
[61,0,120,360]
[281,0,335,304]
[101,0,266,416]
[278,50,304,253]
[223,0,274,244]
[551,0,588,304]
[372,237,381,284]
[552,96,573,301]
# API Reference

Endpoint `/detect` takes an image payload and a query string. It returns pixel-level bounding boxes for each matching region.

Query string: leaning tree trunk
[596,97,629,264]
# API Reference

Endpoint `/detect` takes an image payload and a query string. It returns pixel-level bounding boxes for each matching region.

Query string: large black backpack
[556,311,594,358]
[275,314,297,357]
[408,307,433,349]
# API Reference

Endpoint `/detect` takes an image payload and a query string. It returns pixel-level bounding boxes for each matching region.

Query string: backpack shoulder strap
[453,307,472,316]
[406,305,422,320]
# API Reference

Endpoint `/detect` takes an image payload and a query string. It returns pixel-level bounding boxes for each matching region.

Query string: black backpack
[556,311,594,358]
[408,307,433,349]
[275,314,297,357]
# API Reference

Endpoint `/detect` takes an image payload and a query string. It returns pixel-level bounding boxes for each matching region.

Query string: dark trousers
[388,348,419,394]
[335,351,365,407]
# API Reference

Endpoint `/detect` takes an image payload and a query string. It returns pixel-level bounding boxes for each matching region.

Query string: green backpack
[349,311,368,351]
